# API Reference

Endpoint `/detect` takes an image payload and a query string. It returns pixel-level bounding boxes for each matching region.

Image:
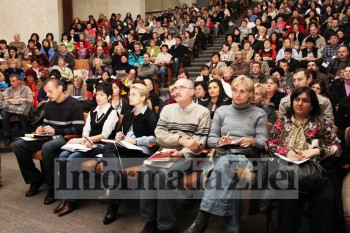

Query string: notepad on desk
[274,153,310,164]
[101,139,143,151]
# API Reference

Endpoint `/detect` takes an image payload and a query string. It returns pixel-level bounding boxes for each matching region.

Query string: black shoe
[183,222,206,233]
[103,201,120,225]
[4,136,12,146]
[140,221,157,233]
[25,178,44,197]
[44,190,57,205]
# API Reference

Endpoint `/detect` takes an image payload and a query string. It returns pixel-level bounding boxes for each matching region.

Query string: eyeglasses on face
[171,85,192,92]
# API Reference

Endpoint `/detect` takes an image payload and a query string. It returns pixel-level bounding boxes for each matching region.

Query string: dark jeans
[1,110,28,137]
[13,137,67,190]
[140,159,193,230]
[278,177,335,233]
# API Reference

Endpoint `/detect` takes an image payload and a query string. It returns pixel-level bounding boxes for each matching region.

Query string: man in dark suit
[169,36,188,76]
[276,48,300,73]
[248,33,263,53]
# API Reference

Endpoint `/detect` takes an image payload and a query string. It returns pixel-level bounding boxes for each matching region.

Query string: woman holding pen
[53,83,118,217]
[101,83,158,225]
[184,75,268,233]
[265,87,341,233]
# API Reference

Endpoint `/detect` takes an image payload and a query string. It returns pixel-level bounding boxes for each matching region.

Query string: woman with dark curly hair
[266,86,341,233]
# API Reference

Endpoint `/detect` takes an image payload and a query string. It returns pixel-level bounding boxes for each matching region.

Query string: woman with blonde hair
[251,83,277,124]
[66,76,88,99]
[184,75,268,233]
[101,83,158,225]
[111,45,125,68]
[87,57,109,91]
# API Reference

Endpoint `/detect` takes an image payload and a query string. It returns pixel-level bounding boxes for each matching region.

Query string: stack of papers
[61,143,96,152]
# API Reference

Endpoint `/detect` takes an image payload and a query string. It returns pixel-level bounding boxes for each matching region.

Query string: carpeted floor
[0,145,284,233]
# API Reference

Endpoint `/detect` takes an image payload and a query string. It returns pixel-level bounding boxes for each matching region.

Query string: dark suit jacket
[121,107,158,138]
[270,91,287,110]
[329,79,347,109]
[169,44,188,59]
[276,58,300,73]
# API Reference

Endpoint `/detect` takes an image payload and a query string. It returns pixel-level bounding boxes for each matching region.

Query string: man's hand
[170,150,184,158]
[42,125,55,135]
[35,126,44,134]
[179,138,201,152]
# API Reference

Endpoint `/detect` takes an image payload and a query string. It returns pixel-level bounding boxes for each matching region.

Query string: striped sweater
[42,96,84,136]
[155,103,211,159]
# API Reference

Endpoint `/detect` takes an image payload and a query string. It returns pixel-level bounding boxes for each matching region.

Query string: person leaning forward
[13,78,84,205]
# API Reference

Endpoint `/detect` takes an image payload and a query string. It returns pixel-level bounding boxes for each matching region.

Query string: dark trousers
[13,137,67,190]
[102,143,149,187]
[1,110,28,137]
[278,177,335,233]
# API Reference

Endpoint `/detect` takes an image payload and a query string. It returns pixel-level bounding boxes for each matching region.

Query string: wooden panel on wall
[62,0,73,32]
[145,0,180,12]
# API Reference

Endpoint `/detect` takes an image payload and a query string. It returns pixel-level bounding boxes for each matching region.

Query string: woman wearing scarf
[266,87,341,233]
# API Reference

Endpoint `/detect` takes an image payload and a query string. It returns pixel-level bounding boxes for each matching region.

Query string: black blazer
[276,58,300,73]
[169,44,188,59]
[270,91,287,110]
[329,78,347,109]
[121,107,158,138]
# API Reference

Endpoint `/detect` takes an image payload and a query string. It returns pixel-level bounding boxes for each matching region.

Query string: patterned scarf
[284,116,308,151]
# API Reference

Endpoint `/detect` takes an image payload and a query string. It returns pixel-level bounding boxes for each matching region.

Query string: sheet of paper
[274,153,310,164]
[101,139,143,151]
[143,160,174,168]
[20,136,48,141]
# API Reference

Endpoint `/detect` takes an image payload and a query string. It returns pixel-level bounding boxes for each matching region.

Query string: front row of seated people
[11,73,345,232]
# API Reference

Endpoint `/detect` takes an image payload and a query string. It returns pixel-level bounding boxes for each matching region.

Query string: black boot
[103,200,120,225]
[184,210,211,233]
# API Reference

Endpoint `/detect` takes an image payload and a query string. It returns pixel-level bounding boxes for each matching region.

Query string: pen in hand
[221,133,230,142]
[290,147,299,154]
[83,136,94,147]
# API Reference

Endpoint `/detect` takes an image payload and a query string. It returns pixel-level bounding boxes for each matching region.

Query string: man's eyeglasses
[171,85,192,92]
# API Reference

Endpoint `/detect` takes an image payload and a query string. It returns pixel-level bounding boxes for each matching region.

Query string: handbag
[269,157,328,194]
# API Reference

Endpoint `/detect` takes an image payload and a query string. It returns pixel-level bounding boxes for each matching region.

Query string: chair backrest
[73,59,90,71]
[115,114,124,132]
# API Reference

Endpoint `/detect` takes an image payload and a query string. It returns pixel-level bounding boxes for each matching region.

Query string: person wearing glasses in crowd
[140,79,211,233]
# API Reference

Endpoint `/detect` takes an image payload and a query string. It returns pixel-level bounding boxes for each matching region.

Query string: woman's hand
[235,137,255,147]
[217,134,233,146]
[286,149,303,161]
[84,140,94,148]
[286,148,320,160]
[300,149,320,159]
[116,131,125,141]
[123,137,137,145]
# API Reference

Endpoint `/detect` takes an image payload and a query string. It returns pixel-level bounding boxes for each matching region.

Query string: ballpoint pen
[83,135,94,146]
[290,147,298,154]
